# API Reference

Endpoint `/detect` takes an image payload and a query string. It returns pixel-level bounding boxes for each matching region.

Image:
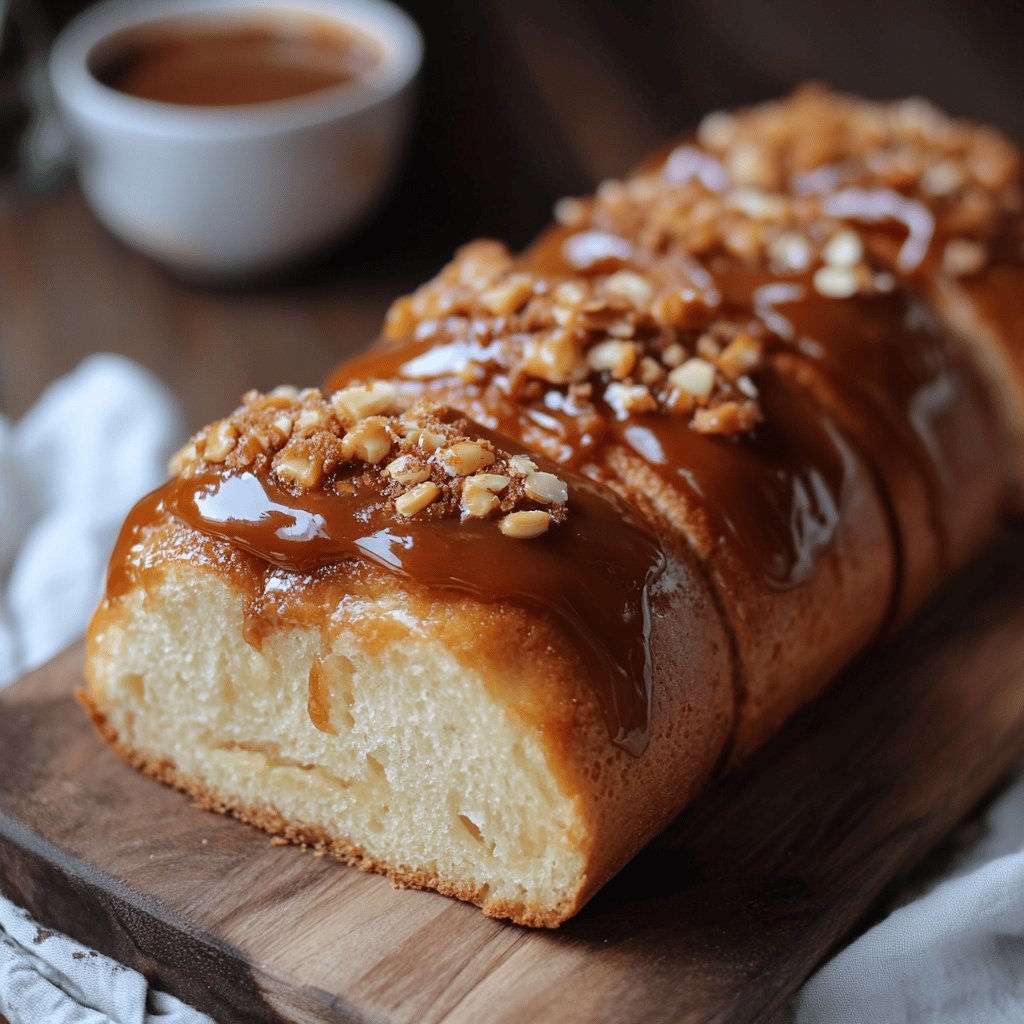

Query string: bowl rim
[49,0,423,137]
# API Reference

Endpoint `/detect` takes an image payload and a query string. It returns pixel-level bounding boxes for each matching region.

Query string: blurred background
[2,0,1024,426]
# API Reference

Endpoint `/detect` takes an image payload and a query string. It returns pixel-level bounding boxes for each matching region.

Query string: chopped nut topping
[942,238,987,277]
[373,87,1020,442]
[717,333,763,380]
[822,229,864,267]
[461,477,500,519]
[275,451,324,489]
[437,440,496,477]
[587,339,638,380]
[340,417,392,464]
[813,265,860,299]
[521,331,581,385]
[331,381,396,424]
[604,270,653,305]
[394,481,440,517]
[508,454,539,476]
[170,389,569,540]
[668,358,716,399]
[604,382,658,418]
[499,510,552,539]
[524,471,569,505]
[412,427,447,452]
[384,454,430,485]
[472,473,511,492]
[480,275,534,316]
[202,420,237,463]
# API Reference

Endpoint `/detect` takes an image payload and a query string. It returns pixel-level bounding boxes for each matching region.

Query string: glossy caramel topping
[613,368,853,588]
[331,344,856,589]
[95,20,379,107]
[326,88,1023,605]
[716,266,995,570]
[108,395,666,755]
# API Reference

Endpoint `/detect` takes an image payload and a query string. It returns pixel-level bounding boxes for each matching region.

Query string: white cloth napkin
[0,353,183,687]
[1,356,1022,1024]
[0,354,211,1024]
[772,768,1024,1024]
[0,894,214,1024]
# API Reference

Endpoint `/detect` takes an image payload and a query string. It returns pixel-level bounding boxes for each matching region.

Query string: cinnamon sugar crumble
[169,386,569,538]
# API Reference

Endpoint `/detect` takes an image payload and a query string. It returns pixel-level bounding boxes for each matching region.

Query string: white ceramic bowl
[49,0,422,279]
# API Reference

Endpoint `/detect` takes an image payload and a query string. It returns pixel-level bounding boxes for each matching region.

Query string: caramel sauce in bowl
[94,20,382,108]
[49,0,422,278]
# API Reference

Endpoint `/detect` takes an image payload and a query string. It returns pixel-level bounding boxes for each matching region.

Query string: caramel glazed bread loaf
[85,86,1024,927]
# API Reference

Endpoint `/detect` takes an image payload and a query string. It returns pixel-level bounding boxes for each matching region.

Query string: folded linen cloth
[0,893,214,1024]
[0,354,211,1024]
[0,356,1021,1024]
[0,354,183,687]
[771,767,1024,1024]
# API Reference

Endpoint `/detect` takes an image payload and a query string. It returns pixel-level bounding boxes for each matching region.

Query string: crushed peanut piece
[275,451,324,489]
[394,481,440,517]
[668,358,716,399]
[508,454,539,476]
[813,265,861,299]
[480,275,534,316]
[604,270,653,305]
[340,417,393,464]
[437,440,496,477]
[587,339,638,380]
[461,477,500,519]
[384,454,431,485]
[499,510,552,539]
[524,471,568,505]
[717,334,762,380]
[604,382,658,418]
[202,420,237,463]
[331,381,396,424]
[822,230,864,267]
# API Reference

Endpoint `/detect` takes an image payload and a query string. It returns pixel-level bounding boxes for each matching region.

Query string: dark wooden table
[0,185,406,430]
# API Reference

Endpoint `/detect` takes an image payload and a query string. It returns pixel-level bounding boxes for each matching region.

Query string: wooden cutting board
[1,530,1023,1024]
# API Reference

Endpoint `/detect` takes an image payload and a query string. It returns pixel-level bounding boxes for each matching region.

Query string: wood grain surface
[0,529,1022,1024]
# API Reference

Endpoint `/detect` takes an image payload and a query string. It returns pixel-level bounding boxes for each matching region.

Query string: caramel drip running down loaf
[86,86,1023,926]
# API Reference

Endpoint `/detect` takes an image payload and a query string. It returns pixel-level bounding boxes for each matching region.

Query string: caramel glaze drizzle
[721,265,981,576]
[320,178,1007,763]
[106,431,667,757]
[333,343,853,589]
[533,206,995,594]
